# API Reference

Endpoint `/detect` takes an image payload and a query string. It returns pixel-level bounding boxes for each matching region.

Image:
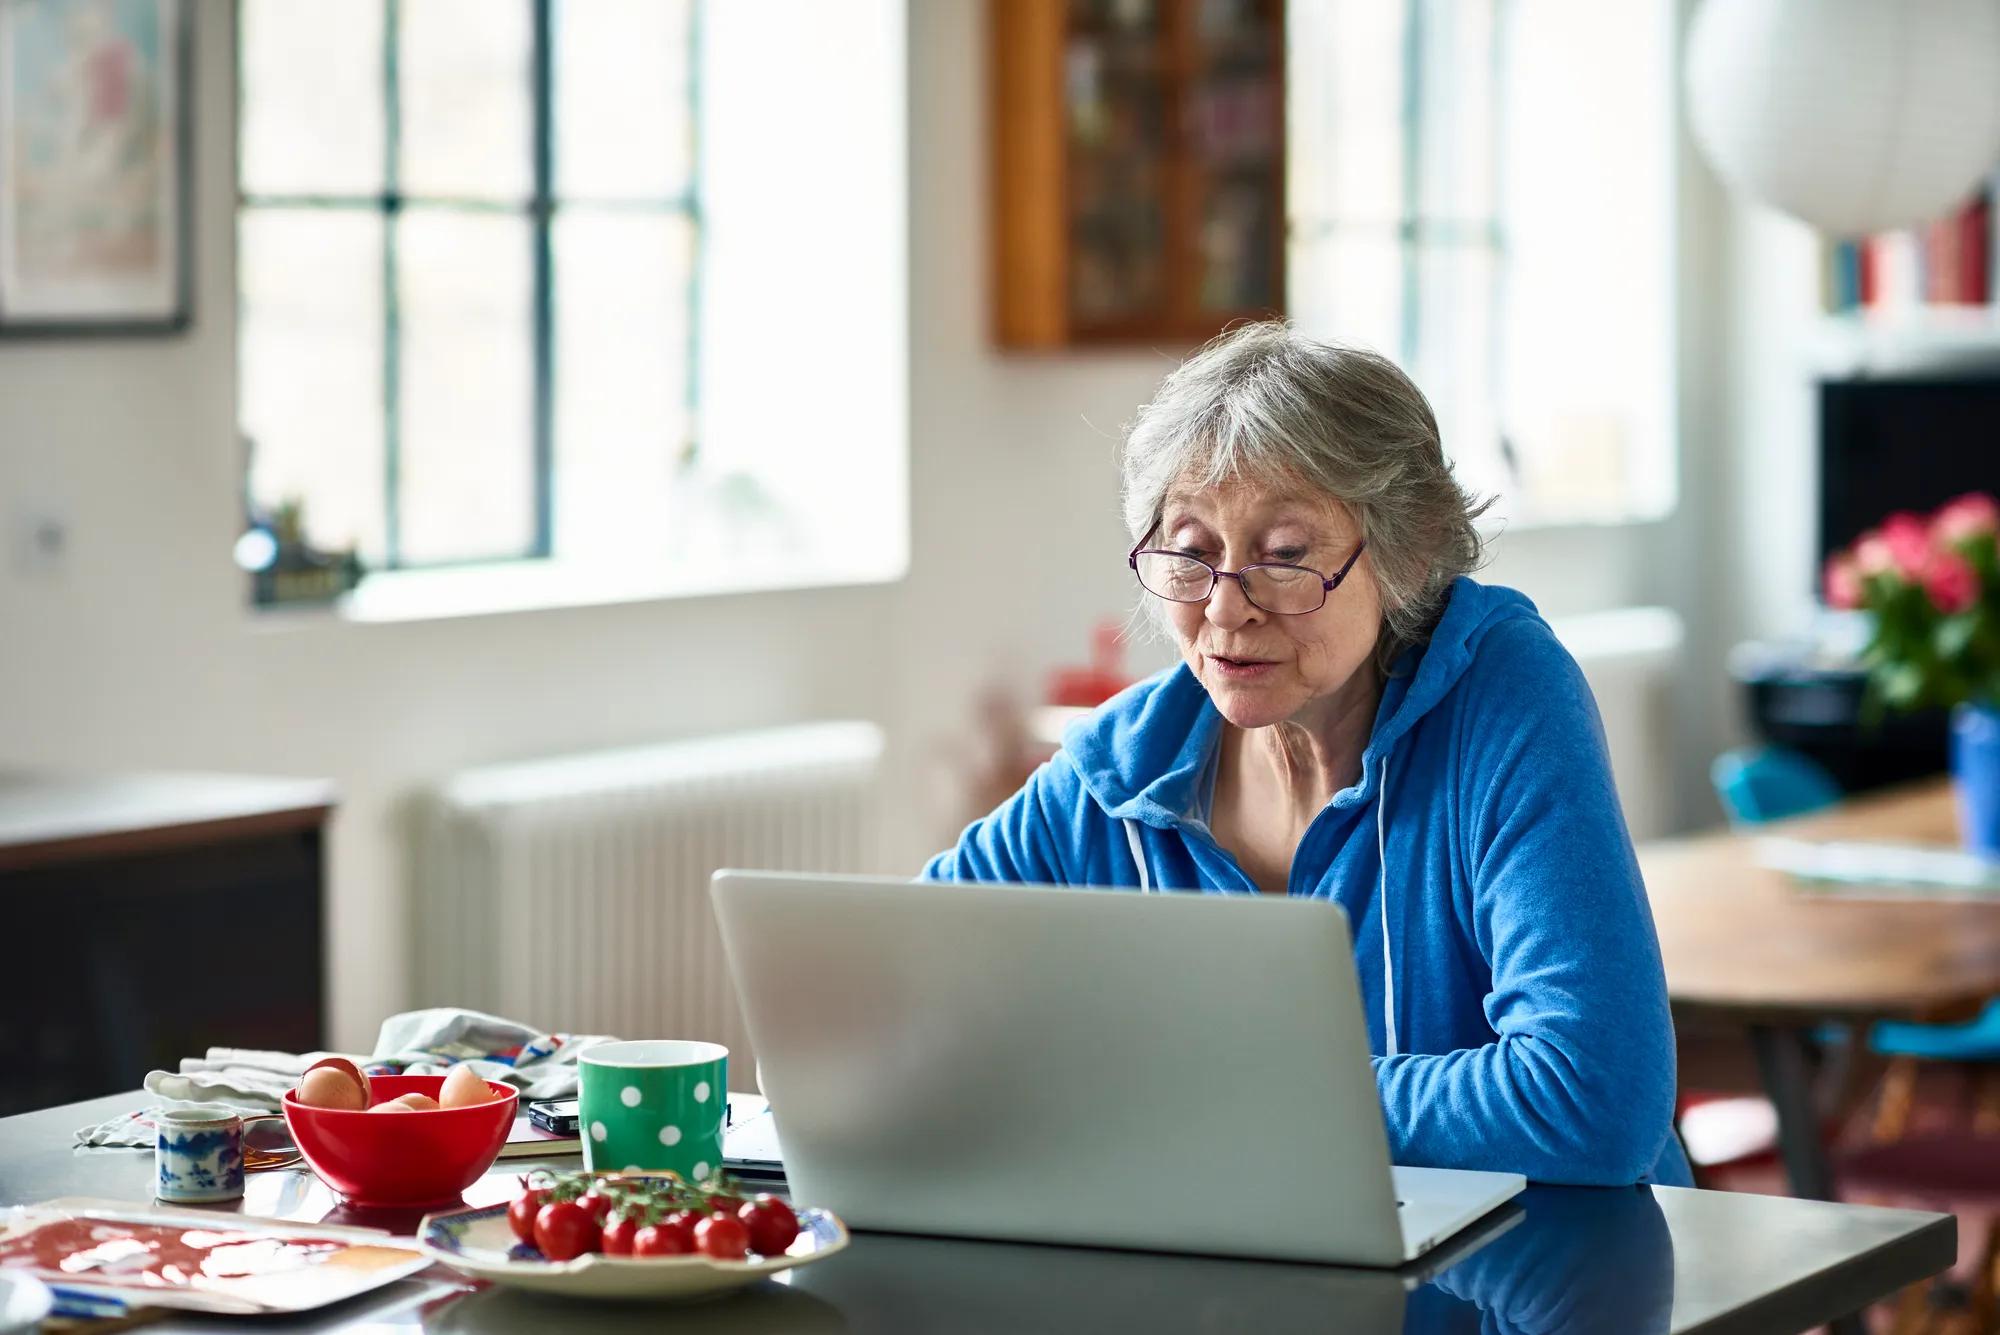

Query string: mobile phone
[527,1098,580,1135]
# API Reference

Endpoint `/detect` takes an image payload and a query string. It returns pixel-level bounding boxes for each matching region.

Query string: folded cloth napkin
[75,1008,617,1149]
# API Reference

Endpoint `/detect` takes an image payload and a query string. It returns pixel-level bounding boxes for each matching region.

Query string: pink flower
[1853,530,1897,577]
[1823,553,1864,609]
[1934,492,2000,545]
[1880,512,1934,579]
[1923,548,1980,614]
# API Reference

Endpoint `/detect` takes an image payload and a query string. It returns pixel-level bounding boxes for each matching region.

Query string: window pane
[1414,0,1496,221]
[553,209,693,564]
[1289,227,1402,357]
[240,0,385,196]
[1499,0,1674,518]
[239,208,386,561]
[1413,244,1501,495]
[397,209,535,564]
[554,0,693,201]
[398,0,532,202]
[1287,0,1403,224]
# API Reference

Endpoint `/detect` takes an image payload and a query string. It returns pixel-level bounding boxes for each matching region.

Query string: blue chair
[1711,746,2000,1060]
[1710,746,1844,826]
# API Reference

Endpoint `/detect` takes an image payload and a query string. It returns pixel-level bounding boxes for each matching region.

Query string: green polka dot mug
[578,1040,728,1183]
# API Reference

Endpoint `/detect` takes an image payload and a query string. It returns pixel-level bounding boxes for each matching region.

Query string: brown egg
[439,1065,496,1109]
[298,1065,366,1111]
[370,1092,441,1113]
[302,1057,372,1106]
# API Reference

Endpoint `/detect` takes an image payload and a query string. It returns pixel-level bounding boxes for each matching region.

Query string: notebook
[1761,836,2000,900]
[495,1094,785,1178]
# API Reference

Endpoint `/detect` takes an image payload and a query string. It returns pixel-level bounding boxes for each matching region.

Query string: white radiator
[1550,606,1685,842]
[412,722,884,1073]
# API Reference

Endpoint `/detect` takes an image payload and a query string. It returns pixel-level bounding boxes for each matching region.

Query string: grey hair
[1120,321,1490,665]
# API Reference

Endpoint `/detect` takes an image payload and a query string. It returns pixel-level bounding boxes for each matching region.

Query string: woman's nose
[1204,574,1260,629]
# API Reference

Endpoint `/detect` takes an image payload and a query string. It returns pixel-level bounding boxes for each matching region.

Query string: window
[238,0,699,581]
[1287,0,1675,526]
[239,0,909,617]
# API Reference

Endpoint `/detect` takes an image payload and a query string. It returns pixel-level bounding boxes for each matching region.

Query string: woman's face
[1153,475,1384,731]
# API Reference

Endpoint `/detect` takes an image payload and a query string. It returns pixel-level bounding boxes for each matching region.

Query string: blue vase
[1953,702,2000,860]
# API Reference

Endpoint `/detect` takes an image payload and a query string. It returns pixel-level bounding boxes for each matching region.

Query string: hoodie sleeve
[922,756,1083,885]
[1372,620,1682,1186]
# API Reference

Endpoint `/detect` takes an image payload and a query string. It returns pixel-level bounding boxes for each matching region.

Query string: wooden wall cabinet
[991,0,1286,349]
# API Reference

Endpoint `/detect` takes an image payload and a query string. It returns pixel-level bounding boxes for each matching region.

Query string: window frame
[1286,0,1677,529]
[234,0,703,573]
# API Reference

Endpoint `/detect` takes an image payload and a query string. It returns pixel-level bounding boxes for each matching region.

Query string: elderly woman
[925,322,1687,1187]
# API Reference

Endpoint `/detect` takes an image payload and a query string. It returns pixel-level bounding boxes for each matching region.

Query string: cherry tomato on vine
[599,1212,641,1256]
[738,1195,800,1255]
[507,1188,548,1244]
[633,1220,695,1256]
[534,1200,601,1261]
[694,1212,751,1260]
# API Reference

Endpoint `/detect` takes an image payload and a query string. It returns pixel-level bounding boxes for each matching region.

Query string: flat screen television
[1818,373,2000,575]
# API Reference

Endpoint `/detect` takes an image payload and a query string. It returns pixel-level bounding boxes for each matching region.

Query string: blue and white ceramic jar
[156,1105,245,1203]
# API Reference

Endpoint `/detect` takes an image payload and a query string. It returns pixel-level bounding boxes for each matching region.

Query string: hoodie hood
[1065,577,1543,826]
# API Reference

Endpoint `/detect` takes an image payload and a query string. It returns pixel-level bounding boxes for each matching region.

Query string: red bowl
[282,1074,518,1208]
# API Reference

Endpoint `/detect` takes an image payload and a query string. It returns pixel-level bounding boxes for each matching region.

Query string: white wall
[0,0,1786,1050]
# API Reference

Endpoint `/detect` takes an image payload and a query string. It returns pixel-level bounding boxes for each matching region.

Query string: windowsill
[279,555,909,626]
[1474,496,1676,538]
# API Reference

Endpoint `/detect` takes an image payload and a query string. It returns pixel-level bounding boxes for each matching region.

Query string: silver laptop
[709,871,1523,1267]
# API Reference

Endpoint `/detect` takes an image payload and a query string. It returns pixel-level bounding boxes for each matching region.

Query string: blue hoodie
[925,577,1690,1187]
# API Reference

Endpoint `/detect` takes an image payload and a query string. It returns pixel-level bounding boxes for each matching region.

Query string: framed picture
[0,0,191,336]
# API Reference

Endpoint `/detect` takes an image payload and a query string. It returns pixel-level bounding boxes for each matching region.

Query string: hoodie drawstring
[1123,819,1152,893]
[1377,751,1397,1057]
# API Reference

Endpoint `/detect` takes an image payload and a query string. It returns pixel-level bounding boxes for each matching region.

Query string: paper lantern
[1685,0,2000,238]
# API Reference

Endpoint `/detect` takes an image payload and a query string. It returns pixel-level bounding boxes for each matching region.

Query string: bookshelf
[1817,183,2000,375]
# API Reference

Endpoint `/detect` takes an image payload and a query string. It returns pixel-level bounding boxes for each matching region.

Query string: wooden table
[1642,779,2000,1202]
[1,771,334,1115]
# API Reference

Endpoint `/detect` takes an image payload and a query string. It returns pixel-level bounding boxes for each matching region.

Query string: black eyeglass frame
[1126,535,1368,615]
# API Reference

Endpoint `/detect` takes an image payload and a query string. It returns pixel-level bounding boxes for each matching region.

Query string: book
[489,1093,781,1170]
[497,1111,581,1160]
[1824,190,1994,313]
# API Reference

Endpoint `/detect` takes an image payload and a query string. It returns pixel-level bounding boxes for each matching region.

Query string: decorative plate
[3,1201,431,1316]
[417,1200,849,1301]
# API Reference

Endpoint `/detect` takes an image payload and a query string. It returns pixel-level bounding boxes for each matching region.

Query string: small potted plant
[1824,492,2000,857]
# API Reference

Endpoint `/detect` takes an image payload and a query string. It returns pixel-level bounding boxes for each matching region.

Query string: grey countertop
[1,1093,1957,1334]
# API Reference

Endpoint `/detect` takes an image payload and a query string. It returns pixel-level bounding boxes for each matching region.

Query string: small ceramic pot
[155,1105,246,1203]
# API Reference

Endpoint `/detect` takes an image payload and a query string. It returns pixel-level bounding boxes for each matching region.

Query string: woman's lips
[1207,654,1277,680]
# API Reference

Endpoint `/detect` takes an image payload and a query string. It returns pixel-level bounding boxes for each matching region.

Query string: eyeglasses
[1127,537,1367,616]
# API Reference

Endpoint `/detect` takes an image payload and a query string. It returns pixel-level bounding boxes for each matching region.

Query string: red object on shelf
[1046,621,1133,708]
[282,1074,517,1208]
[1963,193,1991,304]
